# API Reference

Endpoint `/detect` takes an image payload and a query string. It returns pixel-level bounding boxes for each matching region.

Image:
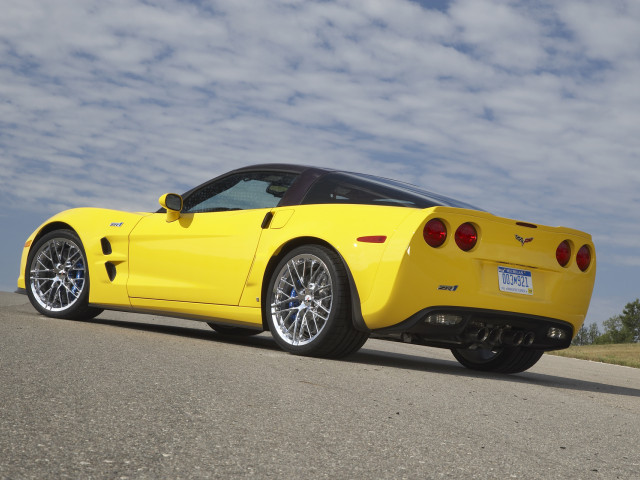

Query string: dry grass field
[547,343,640,368]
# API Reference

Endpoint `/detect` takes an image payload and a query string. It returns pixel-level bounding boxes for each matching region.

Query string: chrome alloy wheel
[270,253,333,346]
[29,237,87,312]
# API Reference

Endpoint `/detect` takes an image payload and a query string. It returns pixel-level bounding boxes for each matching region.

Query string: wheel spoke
[276,288,296,299]
[36,258,48,269]
[49,282,61,308]
[272,297,297,308]
[287,260,306,289]
[314,295,332,306]
[275,306,299,313]
[282,310,294,326]
[291,315,300,344]
[310,311,320,335]
[41,283,54,302]
[52,241,63,264]
[62,282,80,299]
[308,260,320,284]
[30,271,56,280]
[304,311,313,339]
[316,305,331,321]
[57,286,65,308]
[67,249,82,266]
[301,259,307,286]
[62,284,70,305]
[41,246,54,264]
[313,301,331,317]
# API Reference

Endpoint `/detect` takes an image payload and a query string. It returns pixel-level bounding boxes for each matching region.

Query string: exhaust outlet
[502,330,524,346]
[523,332,535,346]
[487,328,503,345]
[465,327,490,343]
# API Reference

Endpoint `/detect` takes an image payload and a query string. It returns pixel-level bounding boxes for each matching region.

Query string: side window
[183,172,298,213]
[301,173,426,208]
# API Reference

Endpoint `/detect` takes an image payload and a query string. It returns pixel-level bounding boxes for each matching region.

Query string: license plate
[498,266,533,295]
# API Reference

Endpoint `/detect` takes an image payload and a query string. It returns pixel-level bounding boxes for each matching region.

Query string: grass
[546,343,640,368]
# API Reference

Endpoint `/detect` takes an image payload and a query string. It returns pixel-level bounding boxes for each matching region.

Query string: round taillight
[424,219,447,247]
[455,223,478,251]
[556,240,571,267]
[576,245,591,271]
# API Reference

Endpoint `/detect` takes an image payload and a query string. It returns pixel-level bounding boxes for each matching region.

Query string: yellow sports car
[17,164,596,373]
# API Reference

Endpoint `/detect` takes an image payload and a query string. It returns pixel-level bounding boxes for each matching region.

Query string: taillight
[424,219,447,247]
[576,245,591,271]
[455,223,478,251]
[556,240,571,267]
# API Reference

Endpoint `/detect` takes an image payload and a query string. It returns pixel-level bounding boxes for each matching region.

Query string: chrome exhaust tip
[502,330,524,346]
[466,327,490,343]
[487,328,503,345]
[523,332,535,346]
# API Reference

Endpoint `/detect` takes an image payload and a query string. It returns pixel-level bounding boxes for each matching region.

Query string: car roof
[229,163,327,175]
[225,164,478,210]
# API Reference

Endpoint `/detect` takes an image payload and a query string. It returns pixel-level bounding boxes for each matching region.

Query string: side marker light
[356,236,387,243]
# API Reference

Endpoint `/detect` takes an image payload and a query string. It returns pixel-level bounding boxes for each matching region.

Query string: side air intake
[105,262,116,281]
[101,237,112,255]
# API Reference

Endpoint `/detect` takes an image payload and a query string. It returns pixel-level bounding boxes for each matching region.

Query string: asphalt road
[1,292,639,479]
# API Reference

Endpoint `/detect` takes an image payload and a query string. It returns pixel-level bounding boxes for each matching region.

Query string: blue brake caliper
[72,262,84,296]
[288,287,298,321]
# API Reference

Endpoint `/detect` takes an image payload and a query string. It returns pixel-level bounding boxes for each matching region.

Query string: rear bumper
[373,306,573,351]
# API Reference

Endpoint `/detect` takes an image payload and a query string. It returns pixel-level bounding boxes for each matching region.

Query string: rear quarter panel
[362,207,596,334]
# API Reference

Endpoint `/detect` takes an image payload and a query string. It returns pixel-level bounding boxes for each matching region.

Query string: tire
[451,346,544,374]
[207,323,263,337]
[265,245,369,358]
[25,230,103,320]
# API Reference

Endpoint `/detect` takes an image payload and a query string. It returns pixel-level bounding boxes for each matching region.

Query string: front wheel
[266,245,368,358]
[451,346,543,374]
[25,230,103,320]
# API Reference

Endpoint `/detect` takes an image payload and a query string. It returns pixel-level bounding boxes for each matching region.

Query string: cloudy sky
[1,0,638,326]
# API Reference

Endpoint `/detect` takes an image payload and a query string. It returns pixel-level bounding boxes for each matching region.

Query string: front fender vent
[101,237,112,255]
[105,262,116,281]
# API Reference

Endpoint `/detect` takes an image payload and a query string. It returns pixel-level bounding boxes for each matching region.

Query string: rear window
[301,172,478,210]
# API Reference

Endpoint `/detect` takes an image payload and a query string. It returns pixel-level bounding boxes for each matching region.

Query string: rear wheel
[266,245,368,358]
[26,230,103,320]
[451,346,543,374]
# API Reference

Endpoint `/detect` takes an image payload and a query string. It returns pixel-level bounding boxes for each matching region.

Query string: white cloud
[559,1,640,61]
[449,0,545,70]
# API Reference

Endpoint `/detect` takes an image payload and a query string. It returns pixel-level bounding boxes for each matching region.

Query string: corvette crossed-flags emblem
[515,234,534,246]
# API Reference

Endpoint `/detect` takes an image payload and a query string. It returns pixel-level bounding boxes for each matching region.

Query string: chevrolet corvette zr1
[17,164,596,373]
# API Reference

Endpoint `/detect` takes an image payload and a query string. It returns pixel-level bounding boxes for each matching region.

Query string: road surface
[1,292,638,479]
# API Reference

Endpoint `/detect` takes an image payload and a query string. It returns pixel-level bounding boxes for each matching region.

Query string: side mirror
[159,193,183,223]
